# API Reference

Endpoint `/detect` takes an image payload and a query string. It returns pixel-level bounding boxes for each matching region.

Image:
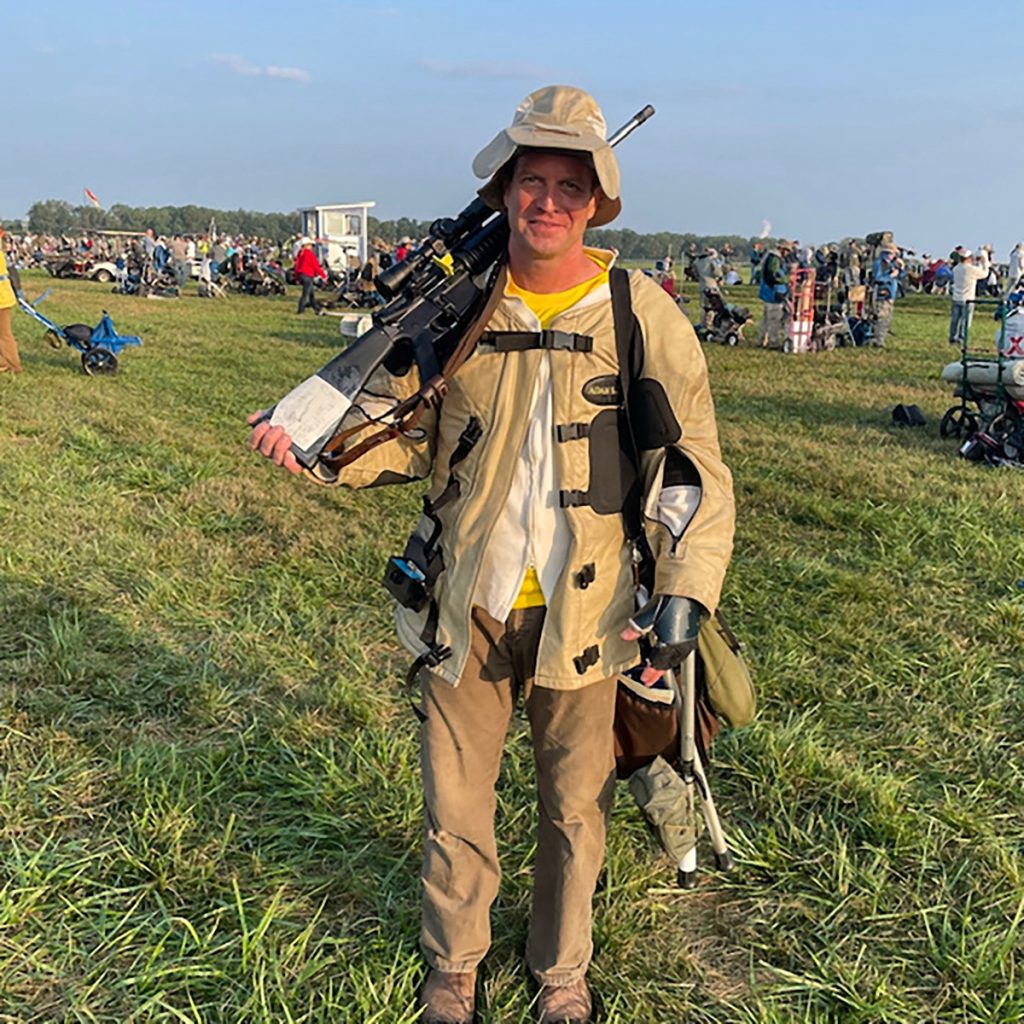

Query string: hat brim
[473,125,622,228]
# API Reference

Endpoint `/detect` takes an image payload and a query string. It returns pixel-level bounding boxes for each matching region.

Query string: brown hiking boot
[419,968,477,1024]
[537,976,592,1024]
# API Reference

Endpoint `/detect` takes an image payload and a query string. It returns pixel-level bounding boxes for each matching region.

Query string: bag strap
[609,267,644,545]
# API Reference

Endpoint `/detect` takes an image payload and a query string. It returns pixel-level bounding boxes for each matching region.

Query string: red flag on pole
[84,188,101,209]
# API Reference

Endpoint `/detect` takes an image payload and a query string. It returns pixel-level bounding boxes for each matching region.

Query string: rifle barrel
[608,104,655,148]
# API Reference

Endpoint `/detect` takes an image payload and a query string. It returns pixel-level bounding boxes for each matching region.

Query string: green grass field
[1,271,1021,1023]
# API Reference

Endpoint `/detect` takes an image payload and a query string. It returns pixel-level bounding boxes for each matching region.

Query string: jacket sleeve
[628,272,735,614]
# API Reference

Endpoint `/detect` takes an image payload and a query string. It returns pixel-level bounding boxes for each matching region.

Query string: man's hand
[246,410,302,475]
[620,595,702,687]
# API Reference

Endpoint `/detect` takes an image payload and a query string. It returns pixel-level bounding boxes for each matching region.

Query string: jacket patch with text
[582,375,623,406]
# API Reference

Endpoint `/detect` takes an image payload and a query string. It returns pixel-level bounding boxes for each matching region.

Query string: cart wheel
[724,332,739,347]
[81,348,119,376]
[45,329,64,350]
[939,406,978,439]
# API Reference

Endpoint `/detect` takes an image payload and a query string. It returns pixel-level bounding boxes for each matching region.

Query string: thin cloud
[266,65,312,83]
[418,58,552,81]
[209,53,311,84]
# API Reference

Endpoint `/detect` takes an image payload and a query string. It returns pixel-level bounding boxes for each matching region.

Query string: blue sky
[6,1,1022,257]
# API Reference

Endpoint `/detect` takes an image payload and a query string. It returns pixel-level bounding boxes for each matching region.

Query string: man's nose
[532,187,559,210]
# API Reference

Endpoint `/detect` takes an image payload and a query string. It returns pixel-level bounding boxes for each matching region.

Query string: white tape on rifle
[270,376,353,453]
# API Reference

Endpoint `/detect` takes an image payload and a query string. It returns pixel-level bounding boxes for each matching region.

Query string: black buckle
[556,422,590,442]
[541,330,593,352]
[573,645,599,675]
[575,563,596,590]
[422,643,452,668]
[559,489,589,509]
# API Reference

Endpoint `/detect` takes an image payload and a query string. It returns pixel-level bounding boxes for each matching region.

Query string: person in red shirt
[294,237,327,314]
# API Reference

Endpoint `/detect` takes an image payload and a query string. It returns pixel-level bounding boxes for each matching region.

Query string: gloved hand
[620,595,703,685]
[15,290,25,302]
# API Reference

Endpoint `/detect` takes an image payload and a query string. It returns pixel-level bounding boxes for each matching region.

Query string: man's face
[504,151,599,263]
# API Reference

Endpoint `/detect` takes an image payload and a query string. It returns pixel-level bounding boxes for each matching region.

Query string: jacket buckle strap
[425,416,483,514]
[558,489,590,509]
[405,641,453,723]
[555,422,590,442]
[573,645,600,675]
[540,329,593,352]
[575,563,596,590]
[479,330,594,353]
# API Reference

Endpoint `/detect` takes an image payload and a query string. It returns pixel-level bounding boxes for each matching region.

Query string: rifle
[255,104,656,480]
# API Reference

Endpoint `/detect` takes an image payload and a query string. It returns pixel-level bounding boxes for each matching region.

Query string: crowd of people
[658,236,1024,352]
[4,224,1024,359]
[2,228,421,314]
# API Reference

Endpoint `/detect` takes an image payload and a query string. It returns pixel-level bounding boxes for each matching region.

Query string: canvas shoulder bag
[608,268,755,779]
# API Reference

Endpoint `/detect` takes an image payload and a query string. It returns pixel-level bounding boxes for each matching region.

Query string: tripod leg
[691,743,734,872]
[666,656,734,883]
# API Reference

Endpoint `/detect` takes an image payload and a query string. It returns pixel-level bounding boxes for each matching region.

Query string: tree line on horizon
[6,200,775,261]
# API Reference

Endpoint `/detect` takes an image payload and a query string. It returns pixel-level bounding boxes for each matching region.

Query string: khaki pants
[0,307,21,373]
[419,605,617,986]
[874,298,893,346]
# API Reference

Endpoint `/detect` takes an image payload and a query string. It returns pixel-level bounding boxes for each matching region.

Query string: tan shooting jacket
[335,255,735,690]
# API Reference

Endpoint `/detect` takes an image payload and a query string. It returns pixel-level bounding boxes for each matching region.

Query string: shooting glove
[629,594,703,671]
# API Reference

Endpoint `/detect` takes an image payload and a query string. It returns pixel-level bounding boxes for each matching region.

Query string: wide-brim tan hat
[473,84,622,228]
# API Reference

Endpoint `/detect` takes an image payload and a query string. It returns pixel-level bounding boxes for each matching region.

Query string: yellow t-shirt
[0,249,16,310]
[507,254,610,609]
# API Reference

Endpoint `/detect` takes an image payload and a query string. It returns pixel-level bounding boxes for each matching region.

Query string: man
[211,235,228,280]
[871,243,901,347]
[749,241,763,285]
[683,240,698,281]
[949,249,988,346]
[171,234,190,290]
[1008,242,1024,294]
[0,227,24,374]
[757,239,792,349]
[248,85,734,1024]
[693,246,722,330]
[841,239,863,291]
[293,237,327,314]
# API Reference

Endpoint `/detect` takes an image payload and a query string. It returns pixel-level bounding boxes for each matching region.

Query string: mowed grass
[0,271,1021,1023]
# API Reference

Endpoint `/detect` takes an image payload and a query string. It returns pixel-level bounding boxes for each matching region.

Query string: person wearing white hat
[950,249,988,345]
[870,243,902,347]
[693,246,722,329]
[1009,242,1024,294]
[293,237,326,315]
[248,85,734,1024]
